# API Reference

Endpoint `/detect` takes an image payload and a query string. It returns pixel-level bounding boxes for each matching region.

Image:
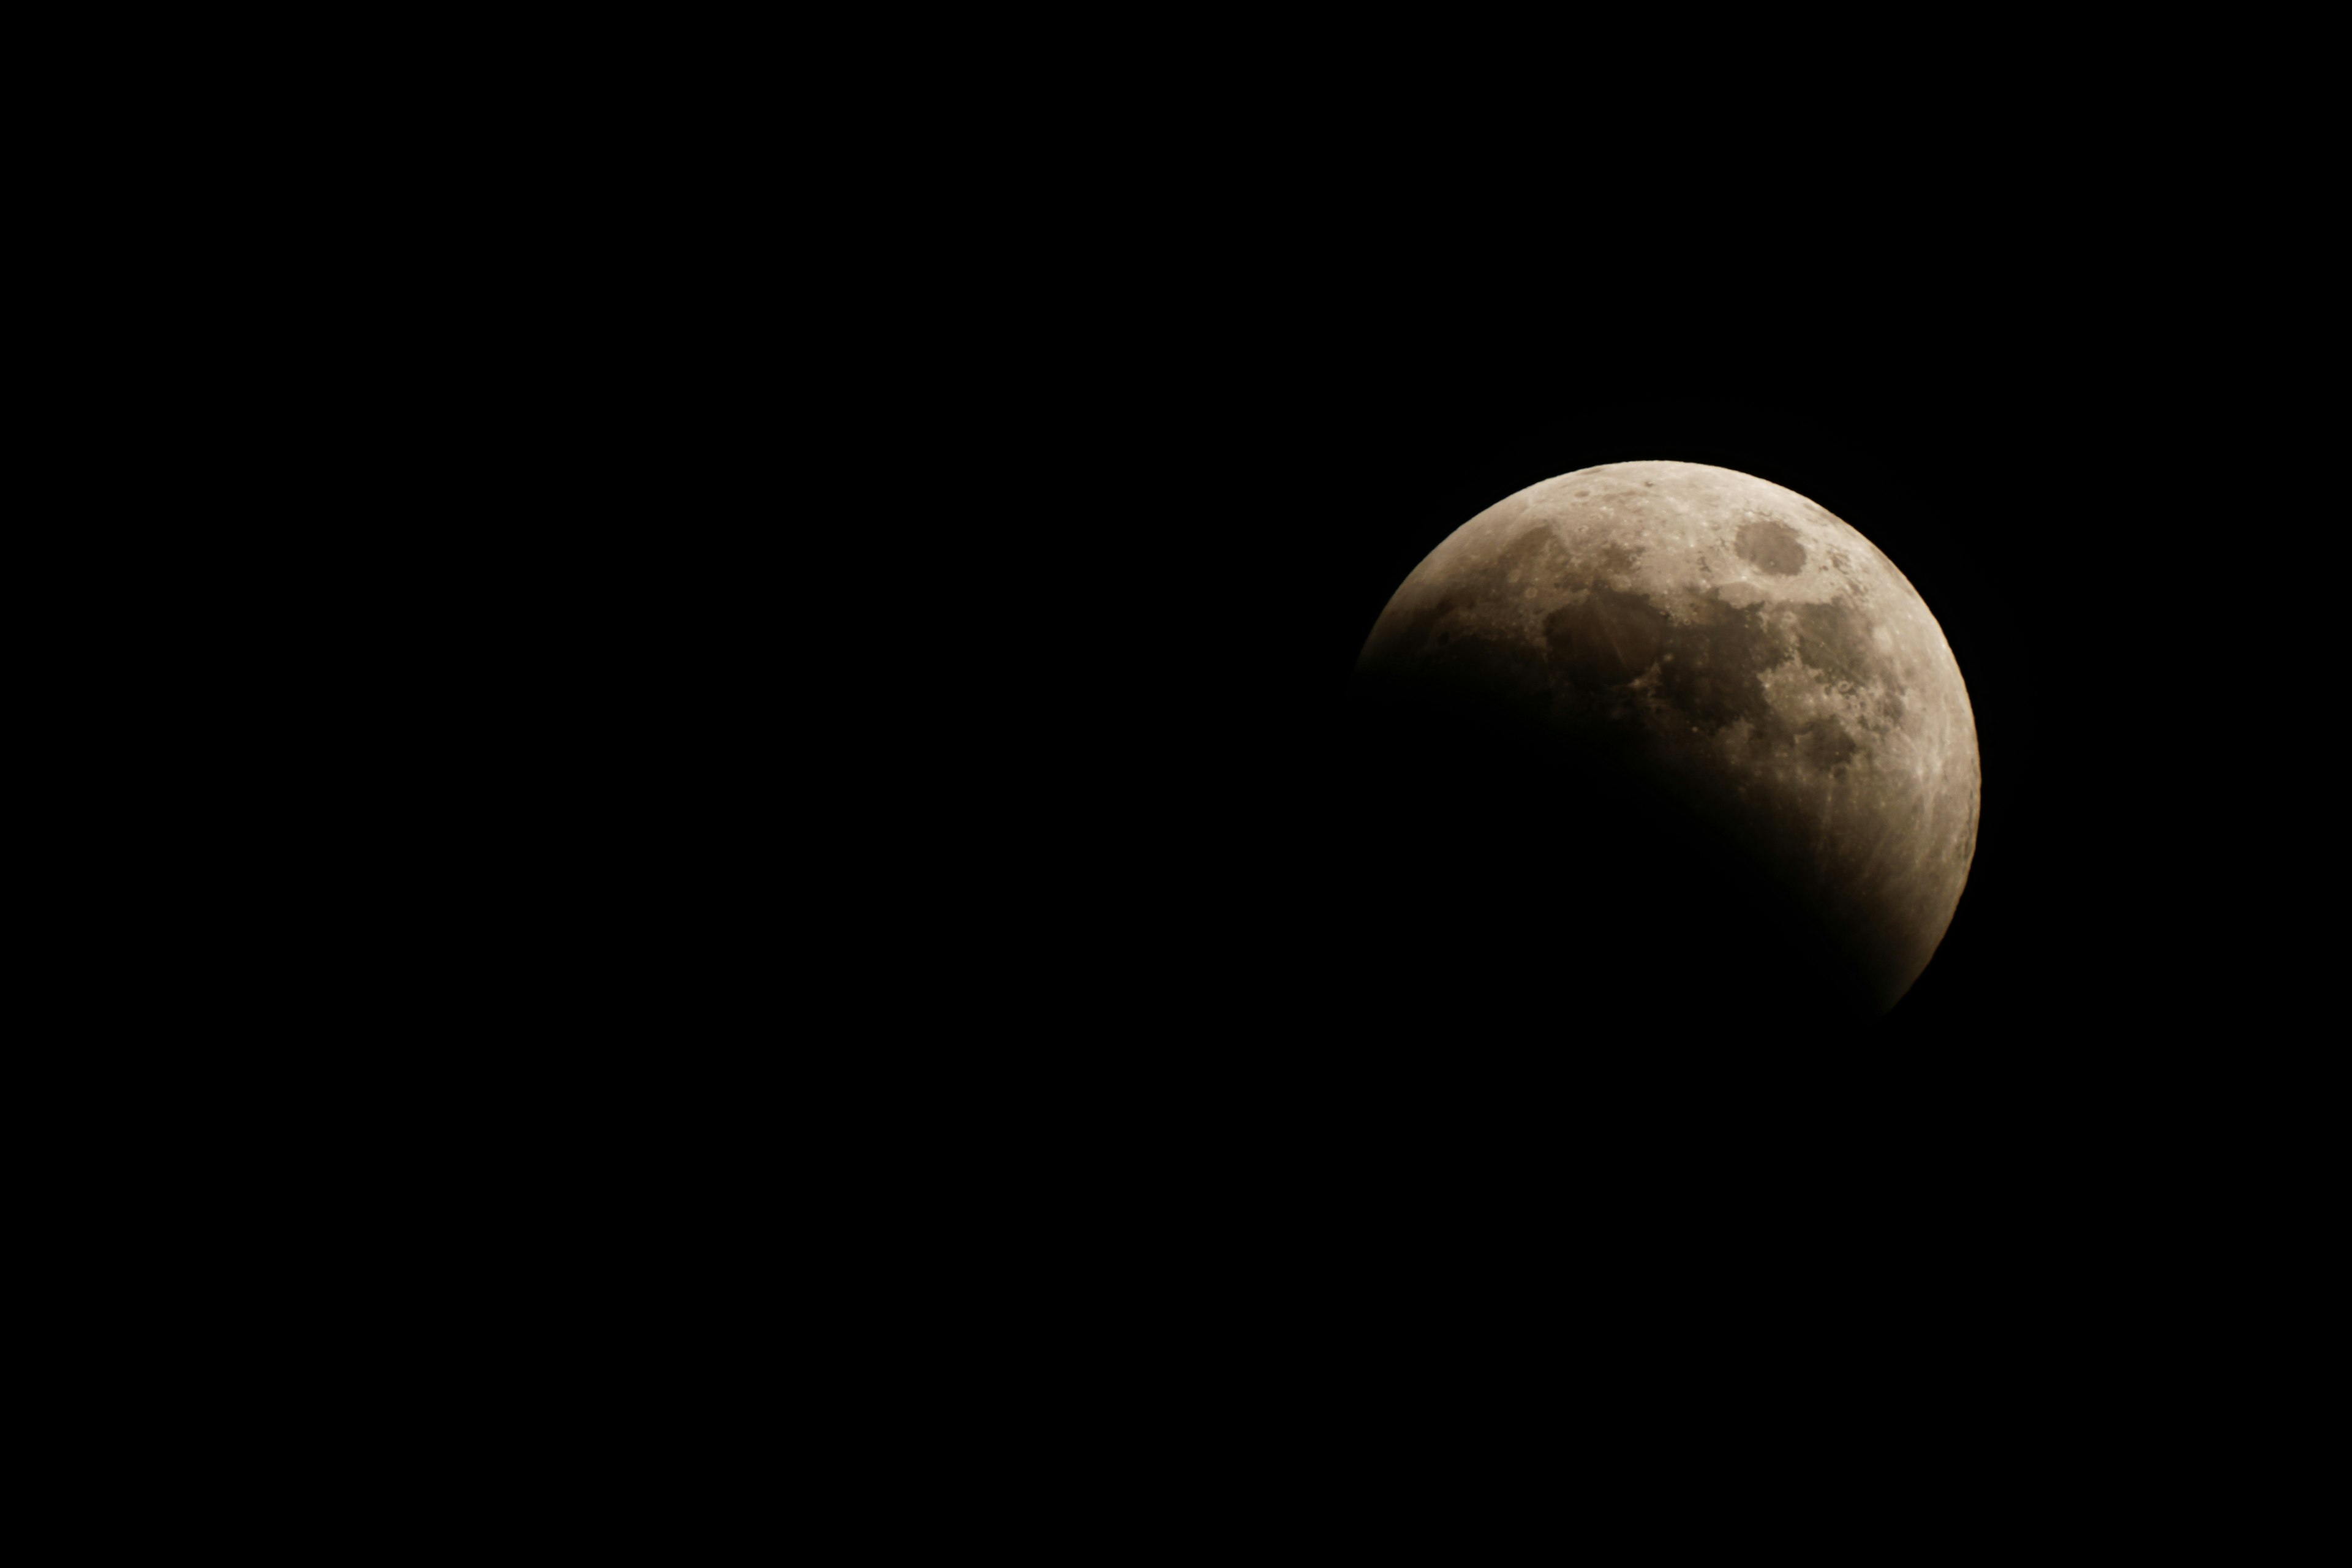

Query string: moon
[1352,460,1979,1020]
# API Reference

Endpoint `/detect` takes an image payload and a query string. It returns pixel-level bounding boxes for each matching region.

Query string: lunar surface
[1352,460,1978,1019]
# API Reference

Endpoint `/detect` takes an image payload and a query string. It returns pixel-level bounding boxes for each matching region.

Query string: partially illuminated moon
[1354,461,1979,1017]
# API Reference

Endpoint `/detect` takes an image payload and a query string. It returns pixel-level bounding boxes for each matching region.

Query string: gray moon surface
[1355,460,1979,1015]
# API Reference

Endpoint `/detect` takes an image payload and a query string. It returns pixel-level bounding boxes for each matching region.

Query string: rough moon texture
[1354,460,1979,1016]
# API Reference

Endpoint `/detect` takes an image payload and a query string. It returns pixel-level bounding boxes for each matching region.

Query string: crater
[1647,592,1787,740]
[1544,587,1666,687]
[1736,519,1807,576]
[1798,721,1861,771]
[1787,597,1875,687]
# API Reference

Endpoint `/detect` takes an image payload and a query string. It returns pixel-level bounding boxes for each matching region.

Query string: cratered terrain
[1348,460,1978,1026]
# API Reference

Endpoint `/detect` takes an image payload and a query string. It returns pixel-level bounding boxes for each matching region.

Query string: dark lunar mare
[1334,649,1888,1049]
